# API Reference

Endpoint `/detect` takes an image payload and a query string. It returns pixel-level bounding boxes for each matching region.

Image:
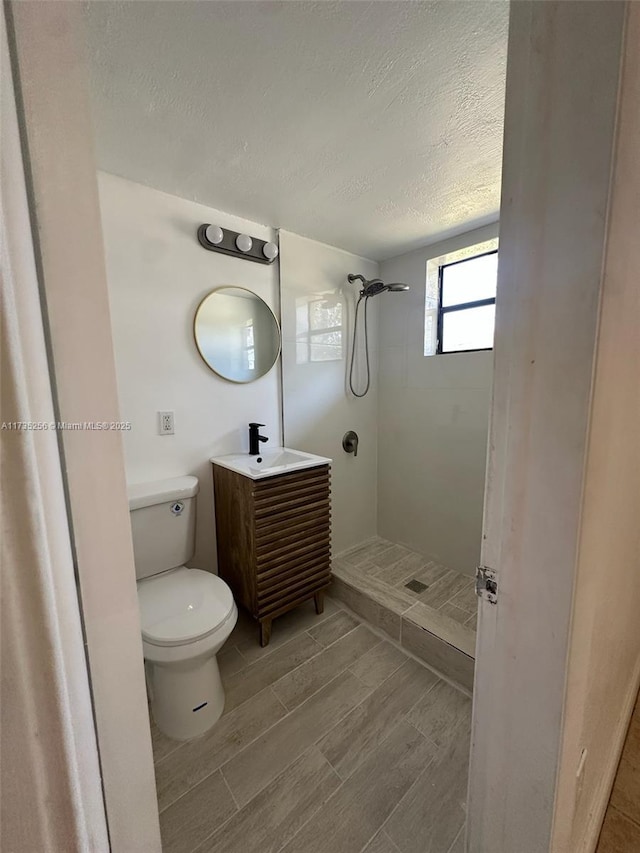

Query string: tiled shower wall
[279,231,380,555]
[378,224,498,576]
[280,226,496,574]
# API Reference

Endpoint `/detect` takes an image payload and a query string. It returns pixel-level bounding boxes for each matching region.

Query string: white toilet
[128,475,237,741]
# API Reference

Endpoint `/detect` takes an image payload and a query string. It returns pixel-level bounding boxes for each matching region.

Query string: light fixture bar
[197,224,279,265]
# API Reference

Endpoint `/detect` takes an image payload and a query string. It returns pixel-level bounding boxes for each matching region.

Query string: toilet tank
[127,476,199,580]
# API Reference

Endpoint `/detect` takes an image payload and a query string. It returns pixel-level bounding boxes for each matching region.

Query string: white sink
[210,447,332,480]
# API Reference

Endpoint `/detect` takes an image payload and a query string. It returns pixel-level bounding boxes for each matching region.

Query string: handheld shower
[347,273,410,398]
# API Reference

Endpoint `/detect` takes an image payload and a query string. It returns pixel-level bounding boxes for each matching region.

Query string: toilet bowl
[138,567,237,740]
[128,476,238,741]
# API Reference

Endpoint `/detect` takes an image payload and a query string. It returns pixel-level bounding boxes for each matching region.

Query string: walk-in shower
[347,273,410,397]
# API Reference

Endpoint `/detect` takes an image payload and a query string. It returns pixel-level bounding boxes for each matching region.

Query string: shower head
[347,273,410,297]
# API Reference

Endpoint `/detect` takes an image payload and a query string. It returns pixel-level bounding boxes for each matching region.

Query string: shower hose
[349,294,371,398]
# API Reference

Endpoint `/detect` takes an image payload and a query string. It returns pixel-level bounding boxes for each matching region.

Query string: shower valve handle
[342,431,359,457]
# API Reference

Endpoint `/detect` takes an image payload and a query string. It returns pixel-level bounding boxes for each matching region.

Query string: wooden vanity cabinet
[212,463,332,646]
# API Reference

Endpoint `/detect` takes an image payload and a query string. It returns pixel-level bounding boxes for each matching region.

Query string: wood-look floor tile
[330,576,383,624]
[369,551,427,586]
[447,824,466,853]
[397,561,451,594]
[335,563,415,615]
[159,769,237,853]
[446,582,478,615]
[385,726,470,853]
[233,597,338,665]
[197,747,340,853]
[154,687,287,812]
[465,612,478,631]
[420,572,471,609]
[281,721,436,853]
[349,641,407,689]
[149,713,181,764]
[222,670,371,807]
[223,632,322,712]
[597,806,640,853]
[404,602,476,658]
[401,617,475,691]
[610,757,640,825]
[369,544,413,570]
[363,830,401,853]
[439,602,471,626]
[318,660,438,779]
[308,609,360,647]
[406,679,472,749]
[273,625,379,710]
[218,646,246,680]
[340,539,393,566]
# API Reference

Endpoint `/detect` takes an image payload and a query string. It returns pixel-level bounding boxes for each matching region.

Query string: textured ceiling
[85,1,508,260]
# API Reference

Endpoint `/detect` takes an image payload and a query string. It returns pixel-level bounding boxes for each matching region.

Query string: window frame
[436,248,498,355]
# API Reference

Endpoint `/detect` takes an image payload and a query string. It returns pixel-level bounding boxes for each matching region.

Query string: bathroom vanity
[211,449,332,646]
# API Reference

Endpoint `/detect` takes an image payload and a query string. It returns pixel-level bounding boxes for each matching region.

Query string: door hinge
[476,566,498,604]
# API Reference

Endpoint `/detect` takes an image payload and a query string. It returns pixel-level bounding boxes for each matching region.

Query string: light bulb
[263,241,279,261]
[236,234,253,253]
[205,224,224,245]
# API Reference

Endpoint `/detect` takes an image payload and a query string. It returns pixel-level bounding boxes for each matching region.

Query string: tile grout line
[231,599,340,665]
[233,604,364,693]
[332,596,473,699]
[271,634,383,712]
[216,667,377,809]
[446,822,466,853]
[191,745,344,853]
[219,766,241,812]
[156,632,377,813]
[371,720,448,851]
[218,634,442,833]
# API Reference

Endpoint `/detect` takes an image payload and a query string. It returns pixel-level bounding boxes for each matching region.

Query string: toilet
[128,475,237,741]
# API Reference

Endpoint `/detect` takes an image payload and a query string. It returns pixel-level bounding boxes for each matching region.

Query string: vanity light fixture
[235,233,253,253]
[197,224,278,265]
[204,224,224,245]
[262,241,279,261]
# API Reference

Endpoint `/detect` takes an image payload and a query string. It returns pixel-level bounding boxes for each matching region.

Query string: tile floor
[151,596,471,853]
[596,689,640,852]
[331,538,477,690]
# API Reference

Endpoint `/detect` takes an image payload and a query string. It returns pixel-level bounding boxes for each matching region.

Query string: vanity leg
[314,591,325,615]
[259,619,272,648]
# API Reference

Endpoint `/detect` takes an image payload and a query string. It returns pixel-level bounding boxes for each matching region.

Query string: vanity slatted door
[212,463,332,646]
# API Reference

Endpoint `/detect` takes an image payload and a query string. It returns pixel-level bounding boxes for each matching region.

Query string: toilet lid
[138,567,234,646]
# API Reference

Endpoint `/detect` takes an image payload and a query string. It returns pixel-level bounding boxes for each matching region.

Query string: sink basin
[210,447,332,480]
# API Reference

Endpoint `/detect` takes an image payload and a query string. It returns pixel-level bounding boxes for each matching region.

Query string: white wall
[378,223,497,576]
[98,172,281,572]
[279,231,379,555]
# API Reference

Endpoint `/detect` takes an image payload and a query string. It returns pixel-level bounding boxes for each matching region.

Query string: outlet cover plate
[158,411,174,435]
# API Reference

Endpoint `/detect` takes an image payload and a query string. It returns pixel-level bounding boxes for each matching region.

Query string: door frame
[5,2,162,849]
[468,3,637,852]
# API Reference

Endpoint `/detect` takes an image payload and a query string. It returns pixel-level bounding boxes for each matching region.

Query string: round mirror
[194,287,281,383]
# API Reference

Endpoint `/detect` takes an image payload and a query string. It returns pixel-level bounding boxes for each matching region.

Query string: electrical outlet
[158,411,174,435]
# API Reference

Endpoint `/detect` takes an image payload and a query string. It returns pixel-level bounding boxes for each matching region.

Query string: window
[436,249,498,354]
[295,295,343,363]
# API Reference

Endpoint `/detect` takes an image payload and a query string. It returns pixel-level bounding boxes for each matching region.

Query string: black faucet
[248,423,269,456]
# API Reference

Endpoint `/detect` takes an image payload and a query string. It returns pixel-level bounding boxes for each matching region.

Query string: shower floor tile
[331,538,477,690]
[151,598,470,853]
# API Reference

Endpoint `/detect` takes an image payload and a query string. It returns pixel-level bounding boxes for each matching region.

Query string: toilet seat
[138,567,235,647]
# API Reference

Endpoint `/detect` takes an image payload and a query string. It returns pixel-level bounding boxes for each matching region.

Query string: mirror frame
[193,285,282,384]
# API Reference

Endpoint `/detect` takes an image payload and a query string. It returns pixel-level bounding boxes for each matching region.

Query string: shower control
[342,430,359,457]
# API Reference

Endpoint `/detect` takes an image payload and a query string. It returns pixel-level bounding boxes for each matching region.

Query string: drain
[405,579,428,594]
